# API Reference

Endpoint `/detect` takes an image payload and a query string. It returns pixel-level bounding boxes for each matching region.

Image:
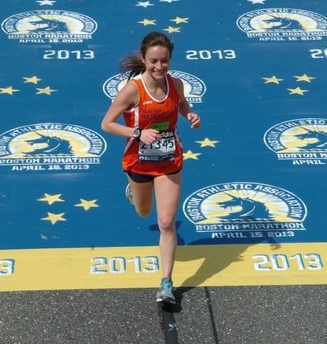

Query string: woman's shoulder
[121,78,139,94]
[169,75,183,94]
[114,78,139,106]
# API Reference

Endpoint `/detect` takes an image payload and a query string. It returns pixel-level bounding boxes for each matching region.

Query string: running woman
[101,32,200,304]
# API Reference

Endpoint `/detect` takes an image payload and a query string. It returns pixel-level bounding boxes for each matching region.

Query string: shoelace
[161,278,173,293]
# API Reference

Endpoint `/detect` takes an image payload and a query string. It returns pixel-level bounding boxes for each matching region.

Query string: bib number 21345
[138,131,176,162]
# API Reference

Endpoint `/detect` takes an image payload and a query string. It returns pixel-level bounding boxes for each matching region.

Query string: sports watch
[133,127,142,142]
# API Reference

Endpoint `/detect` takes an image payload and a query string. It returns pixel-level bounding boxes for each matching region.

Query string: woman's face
[142,45,170,80]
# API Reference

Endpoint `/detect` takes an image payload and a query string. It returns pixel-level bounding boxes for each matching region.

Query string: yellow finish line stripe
[0,243,325,292]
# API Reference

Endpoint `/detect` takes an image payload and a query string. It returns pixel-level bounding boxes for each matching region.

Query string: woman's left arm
[173,77,200,129]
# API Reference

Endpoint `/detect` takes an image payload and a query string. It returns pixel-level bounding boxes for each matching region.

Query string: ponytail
[119,55,145,80]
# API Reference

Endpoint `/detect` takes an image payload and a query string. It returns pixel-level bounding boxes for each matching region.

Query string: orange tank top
[122,73,183,176]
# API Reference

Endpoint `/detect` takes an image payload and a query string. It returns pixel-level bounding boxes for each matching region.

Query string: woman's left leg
[154,171,181,280]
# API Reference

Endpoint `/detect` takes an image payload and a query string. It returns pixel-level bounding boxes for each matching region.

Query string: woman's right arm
[101,81,139,138]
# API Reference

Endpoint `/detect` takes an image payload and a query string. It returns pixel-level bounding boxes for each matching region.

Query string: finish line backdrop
[0,0,326,291]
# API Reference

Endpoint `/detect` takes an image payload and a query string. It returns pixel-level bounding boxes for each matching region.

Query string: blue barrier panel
[0,0,326,290]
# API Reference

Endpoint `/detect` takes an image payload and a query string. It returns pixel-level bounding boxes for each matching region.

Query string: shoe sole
[125,184,133,205]
[156,297,176,305]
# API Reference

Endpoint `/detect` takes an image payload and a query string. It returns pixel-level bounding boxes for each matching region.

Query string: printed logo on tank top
[140,108,178,121]
[150,122,169,131]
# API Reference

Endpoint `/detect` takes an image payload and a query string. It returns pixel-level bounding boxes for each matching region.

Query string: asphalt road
[0,285,325,344]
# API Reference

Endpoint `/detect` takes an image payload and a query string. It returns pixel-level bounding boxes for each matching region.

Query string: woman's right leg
[126,174,153,217]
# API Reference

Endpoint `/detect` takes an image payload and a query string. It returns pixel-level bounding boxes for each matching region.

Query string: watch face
[133,128,141,139]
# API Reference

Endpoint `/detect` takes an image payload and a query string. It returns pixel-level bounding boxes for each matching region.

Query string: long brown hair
[119,32,174,79]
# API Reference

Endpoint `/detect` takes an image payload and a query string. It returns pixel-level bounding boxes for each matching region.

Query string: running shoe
[156,277,176,304]
[125,183,134,205]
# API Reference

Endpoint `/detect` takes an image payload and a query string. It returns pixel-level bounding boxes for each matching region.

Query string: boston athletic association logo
[0,123,106,172]
[264,118,327,165]
[237,8,327,42]
[183,182,307,240]
[1,10,97,43]
[103,70,206,106]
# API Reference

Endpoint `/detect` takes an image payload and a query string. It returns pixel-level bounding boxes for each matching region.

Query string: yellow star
[294,74,315,83]
[138,18,156,26]
[0,86,20,95]
[38,193,64,205]
[163,26,181,33]
[287,87,309,95]
[183,150,201,160]
[74,199,99,211]
[23,76,42,84]
[36,86,58,95]
[196,138,219,148]
[170,17,189,24]
[262,76,283,84]
[41,212,66,225]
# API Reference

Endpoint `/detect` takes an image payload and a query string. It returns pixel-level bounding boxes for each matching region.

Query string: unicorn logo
[295,127,327,150]
[217,193,275,222]
[28,16,70,33]
[103,70,206,105]
[236,8,327,42]
[184,183,307,234]
[1,10,97,44]
[262,16,305,31]
[0,123,107,172]
[25,133,73,155]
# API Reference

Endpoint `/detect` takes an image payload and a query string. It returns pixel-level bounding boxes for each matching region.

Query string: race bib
[138,131,176,162]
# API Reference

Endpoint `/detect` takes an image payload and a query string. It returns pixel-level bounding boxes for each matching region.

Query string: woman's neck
[142,73,167,100]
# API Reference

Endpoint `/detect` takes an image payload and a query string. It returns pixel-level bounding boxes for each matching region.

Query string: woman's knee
[157,215,175,232]
[135,205,152,218]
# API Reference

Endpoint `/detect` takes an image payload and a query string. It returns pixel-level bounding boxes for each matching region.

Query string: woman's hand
[139,128,160,145]
[187,113,201,128]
